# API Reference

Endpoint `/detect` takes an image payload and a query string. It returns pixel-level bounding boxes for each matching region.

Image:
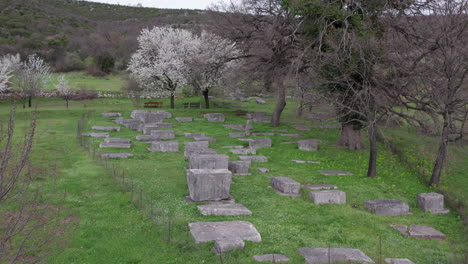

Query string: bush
[96,53,115,74]
[71,89,98,101]
[86,65,106,77]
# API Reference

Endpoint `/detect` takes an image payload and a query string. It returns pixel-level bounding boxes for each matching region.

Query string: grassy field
[0,95,465,264]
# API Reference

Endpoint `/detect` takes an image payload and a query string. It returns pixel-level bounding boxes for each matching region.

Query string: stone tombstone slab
[189,221,262,243]
[117,119,142,130]
[253,254,290,263]
[417,193,449,214]
[239,156,267,162]
[230,148,256,155]
[148,141,179,152]
[142,123,173,134]
[99,142,131,149]
[292,160,321,164]
[186,169,232,201]
[252,132,274,136]
[135,135,160,142]
[92,126,120,131]
[310,190,346,204]
[176,117,193,122]
[130,110,147,119]
[319,170,353,176]
[249,138,272,149]
[99,153,133,159]
[294,125,312,131]
[193,136,216,142]
[150,130,175,139]
[185,141,209,149]
[184,132,205,138]
[245,120,253,135]
[204,113,225,122]
[151,110,171,118]
[101,112,121,117]
[185,148,217,158]
[365,200,411,216]
[385,258,416,264]
[229,132,246,138]
[299,248,375,264]
[214,238,244,255]
[228,161,251,175]
[197,204,252,216]
[298,139,319,151]
[391,225,446,240]
[280,133,301,137]
[270,177,301,197]
[81,132,109,138]
[189,154,229,170]
[223,124,245,130]
[304,184,337,190]
[222,145,244,149]
[271,129,288,132]
[104,138,130,144]
[257,167,269,173]
[248,111,267,122]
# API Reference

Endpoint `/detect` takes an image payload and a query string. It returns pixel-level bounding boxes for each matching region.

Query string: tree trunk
[296,91,304,117]
[170,93,175,109]
[66,99,69,109]
[28,96,32,108]
[429,119,450,186]
[367,121,378,178]
[337,123,363,150]
[203,89,210,109]
[271,84,286,127]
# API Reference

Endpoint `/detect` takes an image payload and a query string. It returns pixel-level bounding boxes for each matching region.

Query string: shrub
[71,89,98,101]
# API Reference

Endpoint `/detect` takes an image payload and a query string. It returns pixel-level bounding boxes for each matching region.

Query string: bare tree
[55,75,73,108]
[385,0,468,185]
[16,55,51,108]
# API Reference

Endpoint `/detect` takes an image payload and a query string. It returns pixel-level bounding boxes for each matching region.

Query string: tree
[55,75,73,108]
[128,27,200,109]
[16,55,51,108]
[385,0,468,186]
[0,54,21,92]
[188,31,241,109]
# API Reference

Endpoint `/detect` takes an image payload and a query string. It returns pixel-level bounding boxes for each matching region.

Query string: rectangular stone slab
[228,161,251,175]
[185,141,209,149]
[99,142,131,148]
[280,133,301,137]
[184,132,205,138]
[176,117,193,122]
[417,193,449,214]
[184,148,217,158]
[304,184,337,190]
[310,190,346,204]
[251,132,274,136]
[135,135,160,142]
[292,160,321,164]
[299,248,375,264]
[270,177,301,196]
[391,225,446,240]
[223,124,245,130]
[189,221,261,243]
[365,200,411,216]
[197,204,252,216]
[249,138,272,149]
[239,156,267,162]
[204,113,225,122]
[82,132,109,138]
[186,169,232,201]
[319,170,353,176]
[214,238,244,255]
[298,139,319,151]
[229,132,246,137]
[193,136,216,142]
[385,258,416,264]
[99,153,133,159]
[92,126,120,131]
[148,141,179,152]
[104,138,130,144]
[230,148,256,155]
[150,130,175,139]
[101,112,121,117]
[189,154,229,170]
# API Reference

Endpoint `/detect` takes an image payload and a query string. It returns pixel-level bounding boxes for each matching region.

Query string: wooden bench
[144,102,163,108]
[183,102,201,108]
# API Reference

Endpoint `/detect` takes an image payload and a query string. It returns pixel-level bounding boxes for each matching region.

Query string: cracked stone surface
[186,169,232,201]
[310,190,346,204]
[197,204,252,216]
[271,177,301,197]
[365,200,411,216]
[204,113,225,122]
[189,154,229,170]
[189,221,262,244]
[228,161,251,175]
[391,225,446,240]
[299,248,375,264]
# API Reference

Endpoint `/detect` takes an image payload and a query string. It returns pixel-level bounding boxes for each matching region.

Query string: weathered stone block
[229,132,246,137]
[257,167,269,173]
[176,117,193,122]
[99,153,133,159]
[253,254,290,262]
[230,148,256,155]
[142,123,173,134]
[135,135,160,142]
[310,190,346,204]
[365,200,411,216]
[298,139,319,151]
[304,184,337,190]
[204,113,225,122]
[148,141,179,152]
[239,156,267,162]
[104,138,130,144]
[292,160,321,164]
[197,204,252,216]
[319,170,353,176]
[214,238,244,255]
[249,138,272,149]
[130,110,147,119]
[189,221,261,243]
[186,169,232,201]
[223,124,245,130]
[228,161,251,175]
[245,120,253,135]
[193,136,216,142]
[184,148,217,158]
[299,248,375,264]
[248,111,267,122]
[150,130,175,139]
[417,193,449,214]
[280,133,301,137]
[294,125,312,131]
[185,141,209,149]
[252,132,274,136]
[81,132,109,138]
[384,258,416,264]
[189,154,229,169]
[391,225,446,240]
[99,142,131,148]
[101,112,121,117]
[184,132,205,138]
[270,177,301,197]
[92,126,120,131]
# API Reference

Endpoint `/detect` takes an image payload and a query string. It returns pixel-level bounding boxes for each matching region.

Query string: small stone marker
[280,133,301,137]
[292,160,320,164]
[99,153,133,159]
[384,258,416,264]
[298,139,319,151]
[391,225,446,240]
[257,167,269,173]
[294,125,312,131]
[81,132,109,138]
[214,238,244,255]
[189,220,261,243]
[228,161,251,175]
[193,136,216,142]
[270,177,301,197]
[185,141,209,149]
[92,126,120,131]
[104,138,130,144]
[184,132,205,138]
[142,123,173,134]
[304,184,337,190]
[223,124,245,130]
[230,148,256,155]
[229,132,246,137]
[319,170,353,176]
[310,190,346,204]
[204,113,225,122]
[239,156,267,162]
[150,130,175,139]
[255,98,267,104]
[148,141,179,152]
[185,148,217,158]
[99,142,131,148]
[253,254,290,262]
[135,135,160,142]
[189,154,229,169]
[417,193,449,214]
[176,117,193,122]
[197,204,252,216]
[364,200,411,216]
[252,132,274,136]
[186,169,232,202]
[299,248,375,264]
[116,119,142,130]
[101,112,121,117]
[249,138,272,149]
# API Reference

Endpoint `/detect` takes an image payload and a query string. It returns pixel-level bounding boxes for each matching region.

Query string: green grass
[0,97,465,264]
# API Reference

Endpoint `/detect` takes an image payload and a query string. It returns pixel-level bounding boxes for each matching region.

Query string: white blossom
[0,54,21,92]
[17,54,51,97]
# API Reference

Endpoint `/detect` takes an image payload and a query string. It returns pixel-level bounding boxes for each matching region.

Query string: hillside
[0,0,208,70]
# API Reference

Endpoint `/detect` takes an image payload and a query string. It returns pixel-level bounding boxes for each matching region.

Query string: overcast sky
[86,0,230,9]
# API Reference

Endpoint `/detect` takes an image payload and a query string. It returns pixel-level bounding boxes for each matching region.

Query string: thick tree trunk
[271,84,286,127]
[203,89,210,109]
[170,93,175,109]
[429,120,449,186]
[367,121,378,178]
[337,123,364,150]
[28,96,32,108]
[296,91,304,117]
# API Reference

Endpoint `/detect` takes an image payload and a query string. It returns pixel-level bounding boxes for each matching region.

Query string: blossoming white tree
[128,27,200,108]
[0,54,21,92]
[56,74,73,108]
[17,55,51,108]
[188,32,241,108]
